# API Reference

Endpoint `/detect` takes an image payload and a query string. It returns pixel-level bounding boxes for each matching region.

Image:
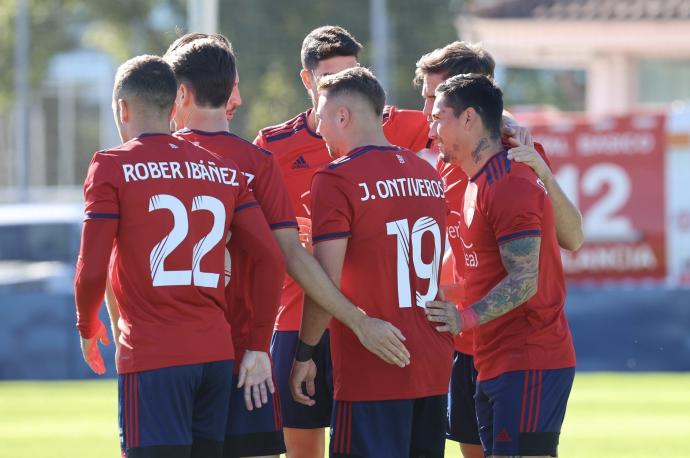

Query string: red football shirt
[459,150,576,381]
[76,134,271,374]
[175,129,296,361]
[310,145,453,401]
[438,142,552,356]
[255,106,430,331]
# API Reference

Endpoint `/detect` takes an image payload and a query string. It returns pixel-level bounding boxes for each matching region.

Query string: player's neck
[307,107,318,132]
[342,127,390,154]
[460,136,503,178]
[182,106,229,133]
[126,122,172,141]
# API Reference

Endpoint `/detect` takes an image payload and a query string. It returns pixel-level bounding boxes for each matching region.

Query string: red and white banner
[523,112,667,282]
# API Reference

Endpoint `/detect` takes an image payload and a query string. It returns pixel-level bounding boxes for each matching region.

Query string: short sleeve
[384,108,430,153]
[487,175,547,245]
[253,152,298,230]
[83,153,120,220]
[310,171,354,244]
[233,167,260,214]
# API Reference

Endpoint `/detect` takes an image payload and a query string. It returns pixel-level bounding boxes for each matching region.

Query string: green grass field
[1,373,689,457]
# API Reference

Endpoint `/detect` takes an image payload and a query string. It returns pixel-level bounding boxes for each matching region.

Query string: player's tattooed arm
[426,236,540,334]
[472,236,540,324]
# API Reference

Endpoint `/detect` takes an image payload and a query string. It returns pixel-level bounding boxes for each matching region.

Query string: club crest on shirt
[463,181,478,227]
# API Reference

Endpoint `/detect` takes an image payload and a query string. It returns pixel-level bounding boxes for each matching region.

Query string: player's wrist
[295,339,317,362]
[459,308,480,332]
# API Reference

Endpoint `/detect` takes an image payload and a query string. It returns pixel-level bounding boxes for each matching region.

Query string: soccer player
[414,41,584,458]
[289,67,453,457]
[253,25,430,457]
[164,34,410,458]
[74,55,286,457]
[426,74,577,458]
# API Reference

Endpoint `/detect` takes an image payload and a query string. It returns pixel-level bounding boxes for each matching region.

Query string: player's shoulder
[324,145,404,172]
[257,110,311,144]
[382,105,426,126]
[473,151,544,198]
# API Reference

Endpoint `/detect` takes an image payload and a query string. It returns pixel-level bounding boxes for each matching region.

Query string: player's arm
[230,202,286,409]
[74,154,118,375]
[426,236,540,334]
[507,144,584,251]
[74,216,115,375]
[231,203,286,351]
[104,277,123,371]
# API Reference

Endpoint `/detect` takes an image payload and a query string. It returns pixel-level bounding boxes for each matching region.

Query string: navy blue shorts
[447,351,481,445]
[475,368,575,457]
[119,360,233,458]
[270,330,333,429]
[223,373,286,457]
[329,395,447,458]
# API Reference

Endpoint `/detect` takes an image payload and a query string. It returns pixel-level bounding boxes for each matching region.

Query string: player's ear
[299,69,313,92]
[118,99,129,124]
[337,106,349,127]
[463,107,477,131]
[176,83,188,107]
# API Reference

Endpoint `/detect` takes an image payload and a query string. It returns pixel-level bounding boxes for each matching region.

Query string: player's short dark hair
[164,32,233,56]
[164,37,236,108]
[113,55,177,114]
[435,74,503,139]
[301,25,363,71]
[318,67,385,117]
[414,41,495,86]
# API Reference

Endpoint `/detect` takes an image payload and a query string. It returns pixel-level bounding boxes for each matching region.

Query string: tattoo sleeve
[471,236,541,324]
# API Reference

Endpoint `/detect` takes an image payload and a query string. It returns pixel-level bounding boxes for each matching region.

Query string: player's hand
[425,300,462,335]
[289,359,318,406]
[237,350,275,411]
[502,118,534,148]
[80,320,110,375]
[507,145,551,182]
[353,316,410,368]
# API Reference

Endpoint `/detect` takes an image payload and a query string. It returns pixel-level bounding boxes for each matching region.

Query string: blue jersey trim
[235,201,259,213]
[312,231,352,243]
[86,213,120,219]
[497,230,542,244]
[470,150,510,183]
[270,221,299,229]
[327,145,403,170]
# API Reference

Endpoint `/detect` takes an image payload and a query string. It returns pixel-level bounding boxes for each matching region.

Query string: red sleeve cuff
[77,319,101,339]
[247,325,274,353]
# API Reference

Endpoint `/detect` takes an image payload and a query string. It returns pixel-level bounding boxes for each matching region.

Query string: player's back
[95,133,248,373]
[256,107,430,332]
[310,145,454,401]
[174,128,296,360]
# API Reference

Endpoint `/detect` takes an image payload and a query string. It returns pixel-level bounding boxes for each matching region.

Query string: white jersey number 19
[386,216,442,308]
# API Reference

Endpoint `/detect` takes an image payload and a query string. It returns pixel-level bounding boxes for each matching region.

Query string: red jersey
[175,129,295,362]
[438,143,552,356]
[310,145,453,401]
[255,106,429,331]
[459,150,575,381]
[75,134,276,374]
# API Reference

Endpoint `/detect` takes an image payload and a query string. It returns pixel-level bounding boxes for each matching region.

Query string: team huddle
[73,25,583,458]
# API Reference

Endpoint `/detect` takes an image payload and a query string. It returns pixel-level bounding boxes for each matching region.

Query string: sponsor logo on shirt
[291,155,310,169]
[462,237,479,268]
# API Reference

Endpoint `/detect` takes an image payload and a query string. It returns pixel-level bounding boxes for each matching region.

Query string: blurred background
[0,0,689,456]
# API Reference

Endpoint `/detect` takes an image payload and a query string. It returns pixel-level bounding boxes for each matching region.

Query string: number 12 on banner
[386,216,442,308]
